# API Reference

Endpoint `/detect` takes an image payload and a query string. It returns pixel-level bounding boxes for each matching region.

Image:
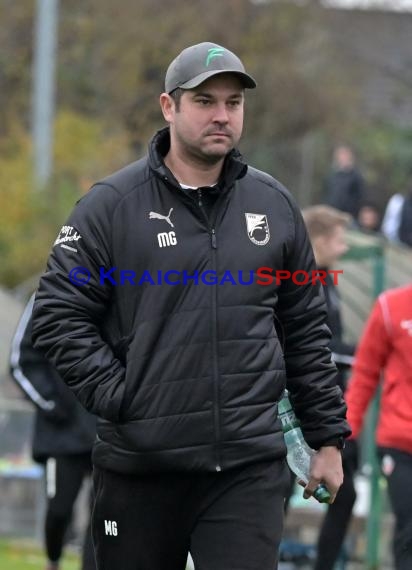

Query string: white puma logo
[149,208,174,228]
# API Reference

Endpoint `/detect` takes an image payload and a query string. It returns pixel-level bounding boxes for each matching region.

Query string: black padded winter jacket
[32,127,350,474]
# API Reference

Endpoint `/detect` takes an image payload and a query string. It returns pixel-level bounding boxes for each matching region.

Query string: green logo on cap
[206,47,225,66]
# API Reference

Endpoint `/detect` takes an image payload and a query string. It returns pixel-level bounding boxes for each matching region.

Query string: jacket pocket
[112,333,134,366]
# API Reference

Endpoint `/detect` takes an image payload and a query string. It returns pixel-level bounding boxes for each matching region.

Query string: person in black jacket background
[10,294,96,570]
[31,42,350,570]
[323,144,366,222]
[302,205,358,570]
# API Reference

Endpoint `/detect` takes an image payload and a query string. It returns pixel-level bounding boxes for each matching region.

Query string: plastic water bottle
[278,390,331,503]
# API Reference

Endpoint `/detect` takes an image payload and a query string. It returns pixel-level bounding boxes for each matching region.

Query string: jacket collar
[148,127,248,190]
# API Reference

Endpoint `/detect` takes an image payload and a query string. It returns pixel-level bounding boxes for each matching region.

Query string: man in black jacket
[324,144,365,222]
[10,294,96,570]
[32,42,350,570]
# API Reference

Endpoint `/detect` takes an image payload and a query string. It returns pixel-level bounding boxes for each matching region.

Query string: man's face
[359,206,379,231]
[161,74,244,165]
[334,146,354,170]
[313,225,349,268]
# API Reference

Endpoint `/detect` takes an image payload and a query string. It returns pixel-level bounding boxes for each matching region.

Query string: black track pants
[92,459,289,570]
[45,453,95,570]
[378,447,412,570]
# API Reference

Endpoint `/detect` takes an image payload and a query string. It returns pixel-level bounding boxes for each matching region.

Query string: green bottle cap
[313,484,331,504]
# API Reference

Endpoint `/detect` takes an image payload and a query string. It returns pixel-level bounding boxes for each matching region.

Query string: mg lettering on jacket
[157,231,177,248]
[104,520,118,536]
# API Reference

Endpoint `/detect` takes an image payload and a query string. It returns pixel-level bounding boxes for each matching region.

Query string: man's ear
[159,93,174,122]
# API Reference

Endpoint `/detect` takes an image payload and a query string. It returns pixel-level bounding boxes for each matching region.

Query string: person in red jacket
[346,283,412,570]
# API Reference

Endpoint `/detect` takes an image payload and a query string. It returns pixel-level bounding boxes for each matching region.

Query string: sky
[253,1,412,12]
[323,0,412,11]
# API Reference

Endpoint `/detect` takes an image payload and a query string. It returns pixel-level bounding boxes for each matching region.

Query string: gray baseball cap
[165,42,257,94]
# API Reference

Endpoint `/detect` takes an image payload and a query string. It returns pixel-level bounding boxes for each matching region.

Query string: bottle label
[281,420,300,433]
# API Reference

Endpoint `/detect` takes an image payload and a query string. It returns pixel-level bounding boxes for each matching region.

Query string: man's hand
[301,446,344,504]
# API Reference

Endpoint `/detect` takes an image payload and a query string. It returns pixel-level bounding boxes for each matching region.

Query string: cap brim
[176,69,257,91]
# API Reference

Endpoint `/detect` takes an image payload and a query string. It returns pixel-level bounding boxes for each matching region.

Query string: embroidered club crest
[245,213,270,246]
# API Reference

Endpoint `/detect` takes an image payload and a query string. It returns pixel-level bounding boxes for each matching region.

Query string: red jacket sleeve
[345,295,392,438]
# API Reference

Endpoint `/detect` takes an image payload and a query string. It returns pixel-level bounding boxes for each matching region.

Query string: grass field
[0,540,80,570]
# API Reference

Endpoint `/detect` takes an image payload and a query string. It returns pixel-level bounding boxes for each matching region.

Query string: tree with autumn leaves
[1,0,411,287]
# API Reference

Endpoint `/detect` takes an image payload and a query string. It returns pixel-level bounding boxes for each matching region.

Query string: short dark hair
[169,88,183,111]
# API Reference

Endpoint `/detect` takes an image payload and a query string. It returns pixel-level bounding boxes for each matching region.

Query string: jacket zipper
[210,227,221,471]
[195,190,221,471]
[197,188,203,208]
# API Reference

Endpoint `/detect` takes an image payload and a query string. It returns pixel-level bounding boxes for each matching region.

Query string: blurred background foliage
[1,0,411,287]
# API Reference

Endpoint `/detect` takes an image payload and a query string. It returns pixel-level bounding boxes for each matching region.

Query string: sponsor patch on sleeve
[54,225,82,252]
